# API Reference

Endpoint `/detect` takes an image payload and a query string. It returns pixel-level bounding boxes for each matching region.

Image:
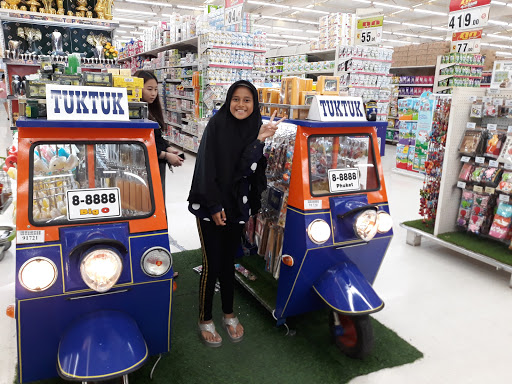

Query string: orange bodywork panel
[287,124,388,211]
[17,126,167,242]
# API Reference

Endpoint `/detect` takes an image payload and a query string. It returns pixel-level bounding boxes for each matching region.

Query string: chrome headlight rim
[307,219,331,245]
[353,209,378,242]
[18,256,58,292]
[80,247,123,293]
[140,246,173,277]
[377,210,393,233]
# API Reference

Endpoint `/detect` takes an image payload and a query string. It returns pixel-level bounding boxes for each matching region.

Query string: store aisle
[2,132,512,383]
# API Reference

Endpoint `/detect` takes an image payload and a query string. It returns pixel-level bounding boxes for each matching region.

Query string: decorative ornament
[3,0,21,9]
[56,0,64,14]
[94,0,106,19]
[24,0,41,12]
[51,31,64,56]
[75,0,87,17]
[17,27,42,56]
[86,33,108,59]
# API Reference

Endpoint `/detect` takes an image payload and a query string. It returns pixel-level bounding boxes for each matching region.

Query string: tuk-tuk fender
[57,310,148,381]
[312,261,384,315]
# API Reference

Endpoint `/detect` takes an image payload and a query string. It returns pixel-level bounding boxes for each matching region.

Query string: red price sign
[449,0,490,12]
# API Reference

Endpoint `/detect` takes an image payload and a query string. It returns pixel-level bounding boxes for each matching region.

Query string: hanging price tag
[461,156,471,162]
[457,181,466,188]
[448,6,490,31]
[475,156,485,164]
[489,160,499,167]
[508,126,512,133]
[487,123,497,131]
[493,98,504,106]
[469,96,477,102]
[473,185,483,193]
[466,122,476,129]
[505,100,512,107]
[482,96,492,103]
[499,194,510,202]
[485,187,495,194]
[505,163,512,170]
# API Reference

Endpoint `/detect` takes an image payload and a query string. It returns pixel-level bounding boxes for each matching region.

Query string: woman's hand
[166,147,179,155]
[165,152,184,167]
[258,111,286,142]
[212,210,226,226]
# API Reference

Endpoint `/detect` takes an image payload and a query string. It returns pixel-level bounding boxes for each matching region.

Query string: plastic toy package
[481,167,503,187]
[457,189,473,228]
[497,172,512,194]
[483,100,498,117]
[484,131,506,159]
[459,129,485,157]
[468,193,492,234]
[497,135,512,164]
[470,102,483,118]
[458,162,474,181]
[488,202,512,240]
[470,166,485,183]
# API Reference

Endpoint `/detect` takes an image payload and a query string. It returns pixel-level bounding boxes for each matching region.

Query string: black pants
[158,160,166,197]
[197,218,243,322]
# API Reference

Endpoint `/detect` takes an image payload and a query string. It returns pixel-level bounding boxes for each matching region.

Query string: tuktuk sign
[46,84,129,121]
[307,96,367,122]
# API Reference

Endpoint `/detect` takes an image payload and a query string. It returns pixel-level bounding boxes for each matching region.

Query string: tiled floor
[2,119,512,383]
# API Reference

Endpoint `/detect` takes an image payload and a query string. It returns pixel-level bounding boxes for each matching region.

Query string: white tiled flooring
[1,118,512,383]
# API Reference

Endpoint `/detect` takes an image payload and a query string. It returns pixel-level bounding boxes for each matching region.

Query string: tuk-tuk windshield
[308,134,380,196]
[30,142,154,225]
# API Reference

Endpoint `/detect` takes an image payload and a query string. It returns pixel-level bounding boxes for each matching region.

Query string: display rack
[433,56,483,93]
[118,36,199,63]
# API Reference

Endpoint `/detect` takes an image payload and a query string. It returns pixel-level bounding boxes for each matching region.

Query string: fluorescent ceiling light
[353,0,371,3]
[255,24,272,29]
[381,38,409,44]
[120,35,135,39]
[414,8,447,15]
[148,21,159,24]
[431,26,449,31]
[176,5,202,10]
[487,34,512,40]
[382,45,394,49]
[489,20,509,26]
[269,43,287,47]
[491,1,507,4]
[248,0,290,9]
[496,51,512,55]
[394,32,419,37]
[113,17,147,23]
[280,34,311,40]
[272,26,302,32]
[291,6,329,14]
[204,0,214,3]
[132,31,144,35]
[306,30,319,34]
[385,20,402,25]
[373,2,410,10]
[382,31,393,34]
[125,0,174,7]
[116,8,157,15]
[115,29,128,33]
[418,35,444,40]
[487,43,512,48]
[402,22,430,29]
[162,13,174,16]
[297,20,320,25]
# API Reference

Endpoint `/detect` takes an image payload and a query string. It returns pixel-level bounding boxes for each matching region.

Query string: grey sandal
[198,322,222,347]
[223,316,244,343]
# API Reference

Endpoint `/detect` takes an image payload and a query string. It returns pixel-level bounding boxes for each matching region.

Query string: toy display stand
[400,87,512,287]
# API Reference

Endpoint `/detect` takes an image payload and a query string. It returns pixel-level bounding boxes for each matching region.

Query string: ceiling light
[132,31,144,35]
[385,20,402,25]
[116,8,157,15]
[125,0,174,6]
[259,15,291,22]
[414,8,447,15]
[487,34,512,40]
[431,26,449,31]
[115,29,128,33]
[255,24,272,29]
[269,43,287,47]
[248,0,290,9]
[273,26,302,32]
[491,0,507,4]
[148,21,159,24]
[176,5,203,10]
[489,20,510,26]
[373,2,410,10]
[281,34,311,40]
[496,51,512,56]
[306,30,319,34]
[162,13,174,16]
[353,0,371,3]
[381,38,410,44]
[487,43,512,48]
[391,10,406,15]
[291,6,329,14]
[402,22,431,28]
[113,17,148,23]
[297,20,320,25]
[394,32,419,37]
[418,35,444,40]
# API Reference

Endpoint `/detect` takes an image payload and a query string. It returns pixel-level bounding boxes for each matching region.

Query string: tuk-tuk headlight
[377,211,393,233]
[354,209,378,242]
[19,257,58,292]
[307,219,331,244]
[80,248,123,293]
[141,247,172,277]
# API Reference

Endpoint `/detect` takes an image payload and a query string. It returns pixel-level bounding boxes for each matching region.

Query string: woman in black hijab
[188,80,285,347]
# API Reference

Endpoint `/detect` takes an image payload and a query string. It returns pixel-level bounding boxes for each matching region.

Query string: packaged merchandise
[459,129,484,157]
[484,131,505,159]
[497,172,512,194]
[470,102,483,118]
[467,193,492,234]
[497,136,512,164]
[457,189,473,228]
[470,166,485,183]
[482,97,497,117]
[481,167,502,187]
[489,202,512,240]
[458,163,474,181]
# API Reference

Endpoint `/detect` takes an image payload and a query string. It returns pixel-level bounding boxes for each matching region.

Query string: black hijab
[188,80,262,214]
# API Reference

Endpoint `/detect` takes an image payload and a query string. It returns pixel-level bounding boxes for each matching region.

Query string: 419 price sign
[448,5,489,31]
[224,3,243,27]
[328,168,360,193]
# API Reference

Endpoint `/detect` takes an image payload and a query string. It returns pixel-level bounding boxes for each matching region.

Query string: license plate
[67,188,121,221]
[328,168,360,193]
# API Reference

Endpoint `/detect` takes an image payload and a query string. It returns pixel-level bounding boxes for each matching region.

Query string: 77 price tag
[224,3,243,27]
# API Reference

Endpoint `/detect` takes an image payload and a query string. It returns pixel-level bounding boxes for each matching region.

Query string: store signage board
[307,96,366,122]
[356,16,383,45]
[46,84,129,121]
[447,5,490,31]
[449,0,490,13]
[450,29,482,53]
[224,0,244,27]
[490,61,512,89]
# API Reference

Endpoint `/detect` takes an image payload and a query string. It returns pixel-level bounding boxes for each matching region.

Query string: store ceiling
[112,0,512,57]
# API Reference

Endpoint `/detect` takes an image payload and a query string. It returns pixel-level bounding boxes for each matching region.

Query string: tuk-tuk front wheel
[329,312,374,359]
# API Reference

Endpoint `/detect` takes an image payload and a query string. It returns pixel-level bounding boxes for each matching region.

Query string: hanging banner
[356,16,383,45]
[449,0,490,13]
[224,0,244,27]
[414,92,435,173]
[450,29,483,53]
[447,5,490,31]
[490,61,512,90]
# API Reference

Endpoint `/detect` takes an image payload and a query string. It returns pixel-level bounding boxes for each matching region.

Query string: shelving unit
[433,56,484,93]
[118,36,199,62]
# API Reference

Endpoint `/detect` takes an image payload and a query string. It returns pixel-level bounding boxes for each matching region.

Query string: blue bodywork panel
[58,310,148,381]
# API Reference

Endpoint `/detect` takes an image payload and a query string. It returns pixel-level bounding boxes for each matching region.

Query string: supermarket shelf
[281,69,334,76]
[386,128,398,131]
[348,85,380,89]
[3,58,118,69]
[166,79,184,83]
[119,36,199,62]
[438,75,482,80]
[167,108,194,113]
[208,63,253,70]
[439,62,484,69]
[0,8,118,30]
[339,56,392,63]
[391,65,436,69]
[481,83,491,86]
[167,94,195,101]
[168,121,182,128]
[182,118,195,123]
[205,81,232,86]
[202,45,266,53]
[338,71,391,76]
[396,83,434,87]
[391,167,424,180]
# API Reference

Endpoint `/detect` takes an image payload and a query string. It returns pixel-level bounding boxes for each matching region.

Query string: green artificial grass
[438,231,512,266]
[27,249,422,384]
[402,219,435,235]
